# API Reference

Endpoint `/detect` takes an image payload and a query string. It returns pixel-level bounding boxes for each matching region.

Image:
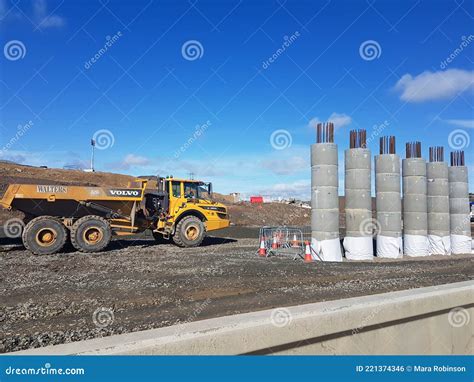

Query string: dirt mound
[227,202,310,227]
[0,163,134,188]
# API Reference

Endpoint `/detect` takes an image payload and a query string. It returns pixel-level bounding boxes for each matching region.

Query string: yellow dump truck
[0,176,230,255]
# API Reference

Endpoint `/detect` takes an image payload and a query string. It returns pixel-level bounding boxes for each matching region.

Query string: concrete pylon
[375,136,402,258]
[427,146,451,255]
[311,122,342,262]
[448,151,471,254]
[402,142,429,256]
[343,130,373,260]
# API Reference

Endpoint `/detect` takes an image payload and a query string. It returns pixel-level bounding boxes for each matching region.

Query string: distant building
[250,196,263,204]
[229,192,241,203]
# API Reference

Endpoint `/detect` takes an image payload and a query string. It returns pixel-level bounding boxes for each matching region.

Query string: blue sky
[0,0,473,198]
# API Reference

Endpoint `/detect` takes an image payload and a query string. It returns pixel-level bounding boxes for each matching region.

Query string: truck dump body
[0,181,150,255]
[1,183,145,219]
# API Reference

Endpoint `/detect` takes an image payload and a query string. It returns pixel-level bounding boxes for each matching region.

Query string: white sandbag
[343,236,373,261]
[450,234,472,254]
[403,234,429,257]
[428,235,451,255]
[376,235,403,259]
[311,238,343,262]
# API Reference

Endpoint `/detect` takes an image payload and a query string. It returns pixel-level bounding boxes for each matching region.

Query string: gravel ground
[0,228,472,353]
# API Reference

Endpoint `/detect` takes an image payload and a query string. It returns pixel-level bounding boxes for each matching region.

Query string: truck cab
[149,176,230,247]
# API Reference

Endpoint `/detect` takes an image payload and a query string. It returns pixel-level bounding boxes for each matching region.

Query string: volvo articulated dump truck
[0,176,230,255]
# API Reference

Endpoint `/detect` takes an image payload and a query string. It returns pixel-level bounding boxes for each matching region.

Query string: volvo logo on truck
[107,189,141,197]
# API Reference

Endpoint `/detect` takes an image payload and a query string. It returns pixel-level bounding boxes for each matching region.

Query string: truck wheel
[71,215,112,253]
[172,216,205,247]
[22,216,67,255]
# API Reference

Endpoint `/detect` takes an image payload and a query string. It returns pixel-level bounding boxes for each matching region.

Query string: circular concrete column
[343,148,373,260]
[311,143,342,261]
[427,162,450,255]
[375,154,402,258]
[402,158,429,256]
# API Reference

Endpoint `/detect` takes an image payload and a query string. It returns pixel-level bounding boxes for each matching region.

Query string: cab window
[171,181,181,197]
[184,182,198,199]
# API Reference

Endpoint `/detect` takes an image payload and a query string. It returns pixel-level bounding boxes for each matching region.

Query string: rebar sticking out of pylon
[379,136,395,155]
[406,141,422,159]
[349,129,367,149]
[429,146,444,162]
[316,122,334,143]
[450,150,465,166]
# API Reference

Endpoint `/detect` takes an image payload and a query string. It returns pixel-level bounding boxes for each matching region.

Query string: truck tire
[70,215,112,253]
[172,216,205,247]
[22,216,68,255]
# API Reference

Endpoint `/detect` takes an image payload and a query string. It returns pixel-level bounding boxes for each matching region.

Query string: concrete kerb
[10,281,473,355]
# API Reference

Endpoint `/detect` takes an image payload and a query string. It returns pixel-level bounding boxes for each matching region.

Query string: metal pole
[90,139,95,172]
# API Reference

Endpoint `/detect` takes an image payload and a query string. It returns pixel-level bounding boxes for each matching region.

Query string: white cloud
[394,69,474,102]
[123,154,150,166]
[109,154,152,170]
[443,119,474,129]
[255,180,311,200]
[0,149,85,168]
[34,0,65,28]
[309,112,352,130]
[260,156,307,176]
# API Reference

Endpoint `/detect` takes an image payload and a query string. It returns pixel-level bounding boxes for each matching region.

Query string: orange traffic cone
[258,239,266,257]
[291,234,299,248]
[271,234,278,249]
[304,241,312,263]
